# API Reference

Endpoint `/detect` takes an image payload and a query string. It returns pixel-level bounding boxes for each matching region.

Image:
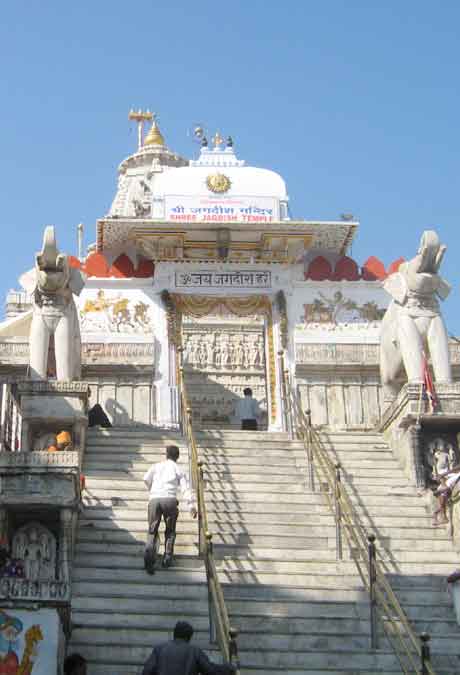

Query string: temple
[0,113,459,673]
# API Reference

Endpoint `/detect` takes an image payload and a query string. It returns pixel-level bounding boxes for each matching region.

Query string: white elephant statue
[380,230,451,399]
[20,226,86,381]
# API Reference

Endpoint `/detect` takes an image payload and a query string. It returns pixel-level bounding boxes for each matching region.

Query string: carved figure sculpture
[12,523,56,582]
[20,226,86,380]
[380,230,451,398]
[431,438,450,478]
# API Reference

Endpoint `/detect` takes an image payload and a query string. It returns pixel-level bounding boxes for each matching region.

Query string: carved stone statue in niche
[12,523,56,582]
[425,436,459,484]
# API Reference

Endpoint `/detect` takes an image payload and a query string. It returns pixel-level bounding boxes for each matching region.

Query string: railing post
[186,405,194,483]
[284,370,294,440]
[205,532,216,644]
[335,463,343,560]
[229,627,240,671]
[0,383,7,452]
[278,351,290,435]
[420,632,431,675]
[368,534,378,649]
[198,461,205,555]
[305,409,315,492]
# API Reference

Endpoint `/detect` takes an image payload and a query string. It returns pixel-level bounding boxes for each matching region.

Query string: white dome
[155,163,287,200]
[151,145,289,223]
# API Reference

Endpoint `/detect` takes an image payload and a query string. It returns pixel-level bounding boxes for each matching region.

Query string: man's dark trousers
[145,497,179,567]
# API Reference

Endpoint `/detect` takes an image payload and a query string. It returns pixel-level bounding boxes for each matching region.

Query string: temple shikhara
[0,112,459,674]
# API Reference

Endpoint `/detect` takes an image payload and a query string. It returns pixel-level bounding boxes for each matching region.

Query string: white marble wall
[87,377,154,426]
[297,376,384,430]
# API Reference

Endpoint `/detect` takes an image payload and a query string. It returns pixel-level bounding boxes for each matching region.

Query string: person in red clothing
[142,621,236,675]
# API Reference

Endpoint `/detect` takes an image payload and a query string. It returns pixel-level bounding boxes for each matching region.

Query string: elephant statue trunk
[380,229,451,400]
[22,226,86,381]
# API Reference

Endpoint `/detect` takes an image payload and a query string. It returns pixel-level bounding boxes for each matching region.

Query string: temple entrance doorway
[182,313,268,429]
[166,293,277,430]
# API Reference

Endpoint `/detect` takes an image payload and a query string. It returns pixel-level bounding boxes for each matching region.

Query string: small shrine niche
[12,522,57,582]
[423,432,460,486]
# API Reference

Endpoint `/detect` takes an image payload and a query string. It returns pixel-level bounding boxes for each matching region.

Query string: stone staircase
[69,427,221,675]
[196,429,460,674]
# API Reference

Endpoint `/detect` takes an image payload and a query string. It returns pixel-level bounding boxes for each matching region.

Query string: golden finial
[212,131,224,148]
[128,109,153,150]
[144,113,165,147]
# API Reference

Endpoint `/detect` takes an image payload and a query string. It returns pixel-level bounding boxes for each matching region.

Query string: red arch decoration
[83,252,155,278]
[306,256,333,281]
[362,256,386,281]
[333,256,360,281]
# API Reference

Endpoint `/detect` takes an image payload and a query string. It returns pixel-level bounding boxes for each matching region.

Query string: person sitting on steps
[432,466,460,527]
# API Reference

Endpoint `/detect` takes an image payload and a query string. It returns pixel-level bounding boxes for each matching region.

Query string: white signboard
[176,270,272,289]
[0,607,60,674]
[163,195,278,223]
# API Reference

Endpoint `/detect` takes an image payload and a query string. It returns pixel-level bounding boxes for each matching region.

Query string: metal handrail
[177,365,241,672]
[281,362,436,675]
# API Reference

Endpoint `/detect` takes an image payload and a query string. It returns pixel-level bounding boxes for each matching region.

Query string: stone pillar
[268,298,283,432]
[0,508,8,543]
[151,293,180,428]
[409,422,426,488]
[59,508,73,583]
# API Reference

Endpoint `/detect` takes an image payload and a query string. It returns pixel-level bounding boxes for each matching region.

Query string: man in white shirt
[235,387,261,431]
[143,445,197,574]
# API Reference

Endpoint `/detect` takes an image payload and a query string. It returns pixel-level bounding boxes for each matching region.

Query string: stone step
[235,649,456,671]
[72,595,209,615]
[200,471,412,487]
[196,431,291,440]
[74,552,205,570]
[203,484,413,496]
[72,626,384,653]
[71,611,210,631]
[77,518,450,544]
[84,667,402,675]
[87,427,182,438]
[82,494,431,515]
[81,507,434,527]
[79,519,334,537]
[71,626,212,647]
[76,541,200,556]
[66,643,402,671]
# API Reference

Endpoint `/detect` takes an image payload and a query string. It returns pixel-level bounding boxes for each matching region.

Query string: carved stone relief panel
[12,522,56,582]
[182,320,267,427]
[79,290,153,335]
[422,433,460,486]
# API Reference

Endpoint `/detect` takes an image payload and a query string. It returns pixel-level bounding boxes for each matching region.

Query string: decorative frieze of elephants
[299,291,385,327]
[79,290,152,334]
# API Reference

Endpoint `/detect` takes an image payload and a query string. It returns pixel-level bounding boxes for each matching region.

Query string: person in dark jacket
[142,621,236,675]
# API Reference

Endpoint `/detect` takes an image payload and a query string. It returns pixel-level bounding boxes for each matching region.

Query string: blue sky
[1,1,459,331]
